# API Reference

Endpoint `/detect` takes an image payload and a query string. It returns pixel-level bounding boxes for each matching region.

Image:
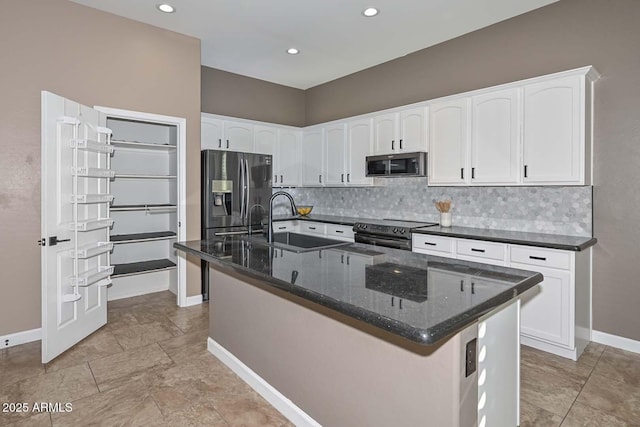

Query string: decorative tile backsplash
[274,177,592,237]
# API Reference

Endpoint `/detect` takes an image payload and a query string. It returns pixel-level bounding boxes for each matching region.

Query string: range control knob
[392,228,398,233]
[400,229,406,234]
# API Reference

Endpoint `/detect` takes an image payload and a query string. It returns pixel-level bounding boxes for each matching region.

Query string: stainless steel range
[353,219,438,251]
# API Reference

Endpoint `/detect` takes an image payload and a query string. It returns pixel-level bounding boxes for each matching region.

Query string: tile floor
[0,290,638,426]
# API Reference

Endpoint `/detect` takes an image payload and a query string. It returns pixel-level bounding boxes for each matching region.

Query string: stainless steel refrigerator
[201,150,272,299]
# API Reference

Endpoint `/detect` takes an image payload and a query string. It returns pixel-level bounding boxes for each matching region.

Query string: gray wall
[303,0,640,341]
[0,0,202,337]
[201,67,306,127]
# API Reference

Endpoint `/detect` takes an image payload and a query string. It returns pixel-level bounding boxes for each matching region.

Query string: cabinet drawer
[412,234,453,254]
[510,246,571,270]
[273,221,297,233]
[326,224,354,242]
[456,239,507,262]
[299,222,326,235]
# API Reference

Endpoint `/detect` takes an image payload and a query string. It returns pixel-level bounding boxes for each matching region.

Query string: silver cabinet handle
[319,174,322,183]
[280,175,283,182]
[218,138,222,148]
[274,175,278,183]
[347,173,350,182]
[226,139,230,149]
[392,140,395,150]
[399,139,403,150]
[341,173,344,182]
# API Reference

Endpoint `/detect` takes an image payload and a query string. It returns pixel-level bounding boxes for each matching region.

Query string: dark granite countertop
[175,236,542,345]
[412,225,597,251]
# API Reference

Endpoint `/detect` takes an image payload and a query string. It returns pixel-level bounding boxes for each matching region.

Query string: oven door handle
[354,233,411,250]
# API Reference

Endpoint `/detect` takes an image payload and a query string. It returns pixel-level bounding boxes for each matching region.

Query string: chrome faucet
[268,191,297,243]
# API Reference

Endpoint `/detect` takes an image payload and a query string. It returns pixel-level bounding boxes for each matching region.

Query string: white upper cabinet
[223,120,253,152]
[428,66,598,187]
[523,75,584,185]
[373,107,428,155]
[254,125,276,155]
[301,128,325,186]
[346,118,373,185]
[373,113,397,154]
[274,129,300,187]
[428,98,469,185]
[201,116,224,150]
[471,88,520,185]
[325,123,347,185]
[399,107,428,152]
[201,113,253,152]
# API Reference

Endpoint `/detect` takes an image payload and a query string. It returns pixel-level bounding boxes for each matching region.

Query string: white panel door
[428,98,469,185]
[301,129,324,186]
[325,124,347,185]
[254,125,276,155]
[373,112,397,154]
[41,91,111,363]
[471,88,520,185]
[399,107,428,152]
[201,116,224,150]
[523,76,582,184]
[277,129,300,186]
[347,118,373,185]
[515,264,573,347]
[224,120,254,152]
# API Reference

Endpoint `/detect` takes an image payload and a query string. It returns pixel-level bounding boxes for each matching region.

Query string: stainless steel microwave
[366,152,427,177]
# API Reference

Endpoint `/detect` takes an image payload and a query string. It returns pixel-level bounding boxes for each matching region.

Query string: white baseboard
[1,328,41,349]
[592,330,640,354]
[207,337,321,427]
[183,294,203,307]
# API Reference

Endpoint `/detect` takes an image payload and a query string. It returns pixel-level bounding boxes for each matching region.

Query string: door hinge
[48,236,70,246]
[37,238,46,246]
[178,221,182,227]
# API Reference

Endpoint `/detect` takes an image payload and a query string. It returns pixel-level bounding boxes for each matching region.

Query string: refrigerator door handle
[240,156,246,223]
[244,158,250,224]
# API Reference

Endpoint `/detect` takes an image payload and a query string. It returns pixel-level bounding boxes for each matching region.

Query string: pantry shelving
[103,111,182,301]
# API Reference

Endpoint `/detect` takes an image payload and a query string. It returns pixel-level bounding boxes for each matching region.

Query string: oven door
[354,233,412,251]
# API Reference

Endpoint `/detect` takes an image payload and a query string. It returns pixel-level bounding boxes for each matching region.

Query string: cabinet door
[513,263,573,348]
[346,119,373,185]
[325,124,347,185]
[276,129,300,186]
[201,117,224,150]
[471,88,520,185]
[428,98,469,185]
[301,129,324,186]
[224,121,254,152]
[254,125,276,155]
[399,107,428,152]
[523,76,583,184]
[373,112,397,154]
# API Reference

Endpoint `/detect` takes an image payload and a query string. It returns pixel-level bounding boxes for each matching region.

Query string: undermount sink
[251,232,351,253]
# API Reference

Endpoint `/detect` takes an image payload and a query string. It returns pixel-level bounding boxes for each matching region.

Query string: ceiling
[69,0,558,89]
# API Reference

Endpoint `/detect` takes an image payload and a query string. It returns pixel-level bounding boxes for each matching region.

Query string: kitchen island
[175,236,542,426]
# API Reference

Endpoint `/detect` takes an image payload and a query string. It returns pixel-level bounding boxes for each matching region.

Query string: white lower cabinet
[513,264,572,348]
[271,221,298,233]
[299,221,326,235]
[326,224,355,241]
[276,220,355,243]
[412,234,591,360]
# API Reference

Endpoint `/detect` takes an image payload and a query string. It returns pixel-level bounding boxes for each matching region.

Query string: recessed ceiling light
[156,4,175,13]
[362,7,379,17]
[287,48,299,55]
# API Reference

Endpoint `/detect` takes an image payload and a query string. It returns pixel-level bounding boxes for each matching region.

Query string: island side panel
[209,268,478,427]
